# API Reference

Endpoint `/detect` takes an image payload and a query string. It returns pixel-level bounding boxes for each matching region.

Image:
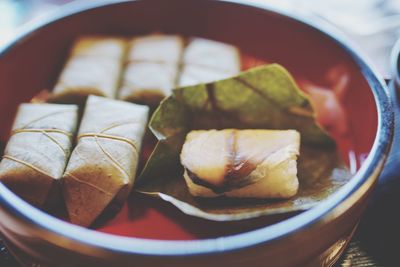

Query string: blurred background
[1,0,400,77]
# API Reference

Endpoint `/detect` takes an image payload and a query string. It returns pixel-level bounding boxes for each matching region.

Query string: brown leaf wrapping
[62,96,148,227]
[50,36,127,104]
[118,35,184,105]
[118,36,241,105]
[178,38,241,87]
[0,103,78,208]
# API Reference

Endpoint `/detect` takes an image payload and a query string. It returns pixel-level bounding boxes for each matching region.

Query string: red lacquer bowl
[0,1,393,266]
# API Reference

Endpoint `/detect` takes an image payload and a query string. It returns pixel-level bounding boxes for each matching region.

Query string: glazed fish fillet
[180,129,300,198]
[51,36,126,104]
[62,96,148,226]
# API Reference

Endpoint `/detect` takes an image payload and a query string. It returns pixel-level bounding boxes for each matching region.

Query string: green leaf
[137,146,350,221]
[136,64,347,220]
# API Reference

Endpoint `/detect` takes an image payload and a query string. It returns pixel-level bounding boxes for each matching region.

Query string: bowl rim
[0,0,393,257]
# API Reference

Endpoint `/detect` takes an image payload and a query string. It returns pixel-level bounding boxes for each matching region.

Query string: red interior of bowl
[0,0,377,240]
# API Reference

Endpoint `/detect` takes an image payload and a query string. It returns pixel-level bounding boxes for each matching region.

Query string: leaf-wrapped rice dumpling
[62,96,149,226]
[178,38,241,87]
[51,36,127,104]
[0,103,78,208]
[118,35,184,105]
